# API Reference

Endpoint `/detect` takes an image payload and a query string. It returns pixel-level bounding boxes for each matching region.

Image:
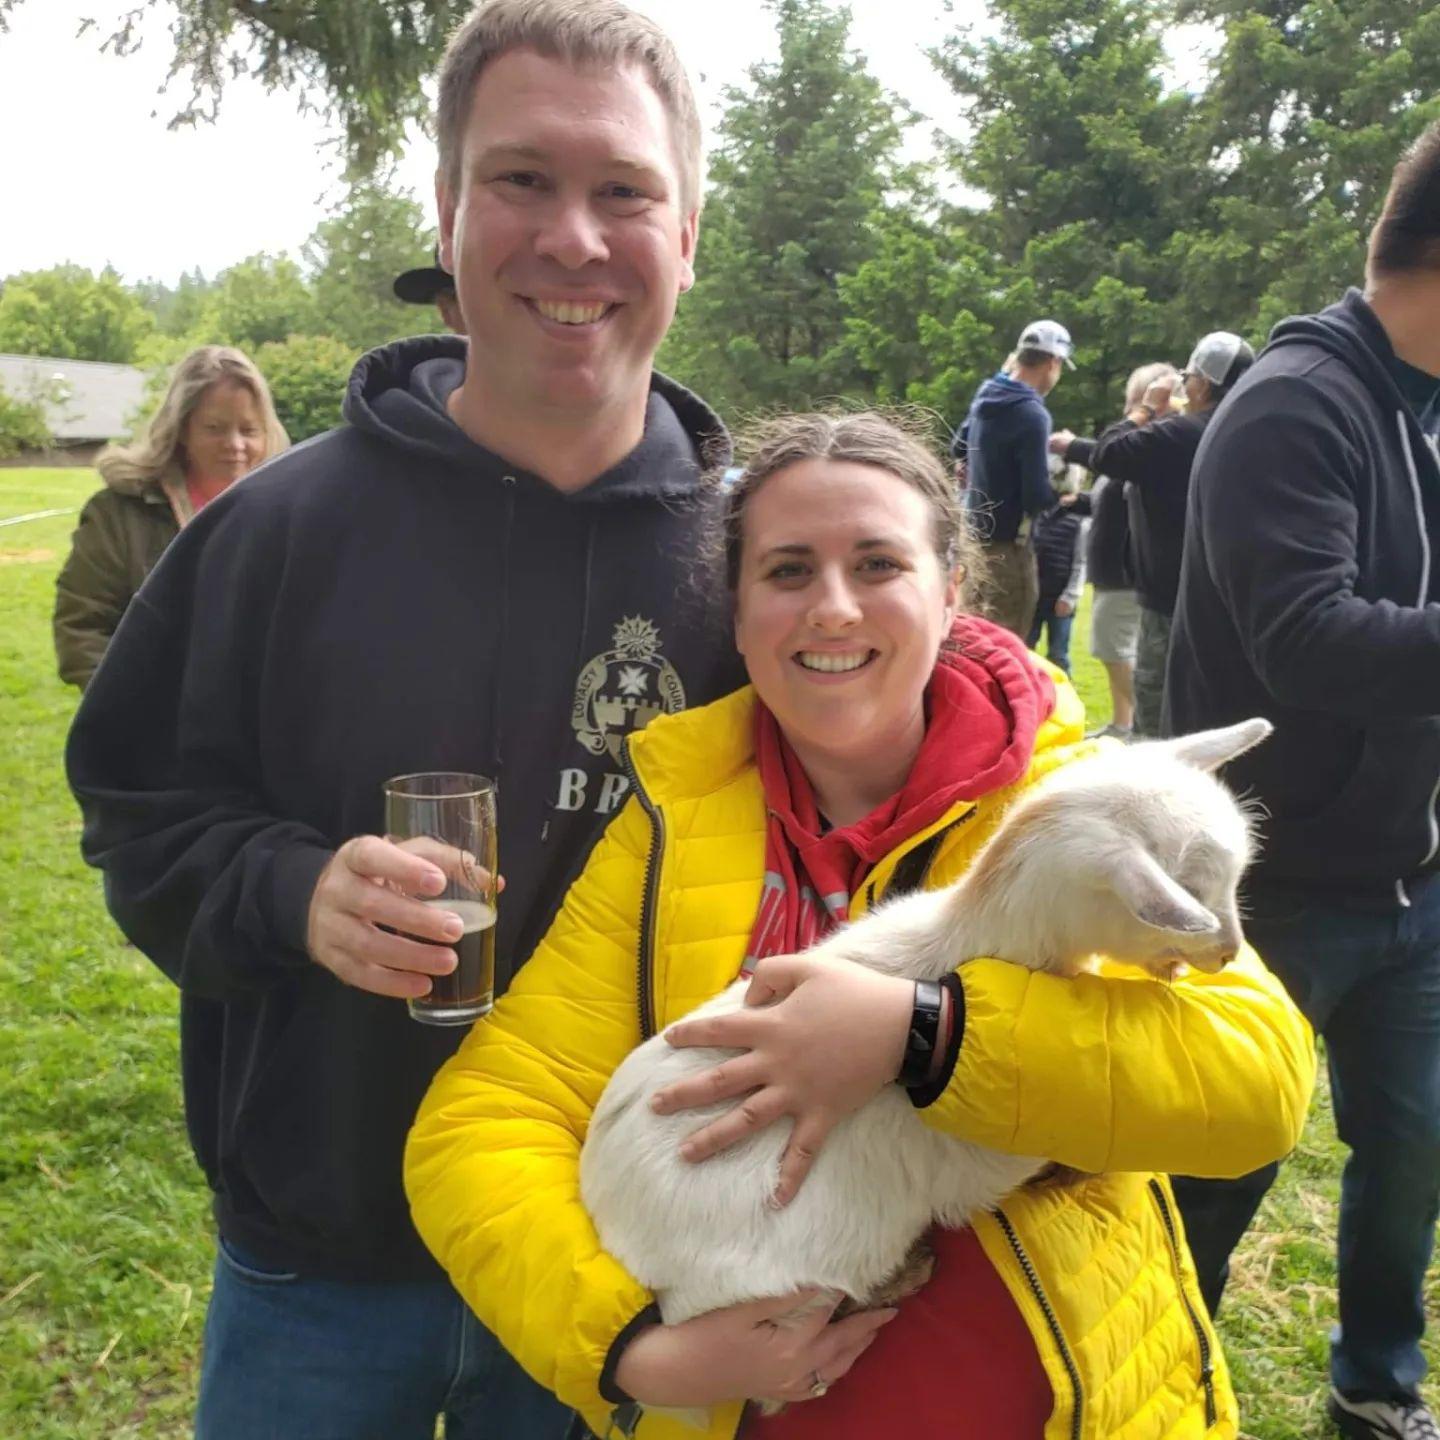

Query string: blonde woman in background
[53,345,287,688]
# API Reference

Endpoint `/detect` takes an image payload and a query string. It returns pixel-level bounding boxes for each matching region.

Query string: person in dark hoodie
[949,320,1075,637]
[1165,121,1440,1440]
[1052,332,1254,736]
[64,3,743,1437]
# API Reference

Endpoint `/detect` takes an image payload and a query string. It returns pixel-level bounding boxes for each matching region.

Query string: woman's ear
[941,565,962,627]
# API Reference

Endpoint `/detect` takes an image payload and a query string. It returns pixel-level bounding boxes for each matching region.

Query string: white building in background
[0,353,147,464]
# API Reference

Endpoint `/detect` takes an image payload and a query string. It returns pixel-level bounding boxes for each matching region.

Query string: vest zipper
[621,740,663,1042]
[1148,1178,1218,1428]
[993,1207,1083,1440]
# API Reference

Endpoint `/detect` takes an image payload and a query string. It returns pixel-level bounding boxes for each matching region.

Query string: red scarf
[744,617,1055,970]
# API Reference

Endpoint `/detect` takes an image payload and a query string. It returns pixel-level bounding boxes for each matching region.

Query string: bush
[255,334,360,442]
[0,381,53,459]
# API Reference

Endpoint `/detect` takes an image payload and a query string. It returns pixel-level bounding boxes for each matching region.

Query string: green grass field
[1,468,1434,1438]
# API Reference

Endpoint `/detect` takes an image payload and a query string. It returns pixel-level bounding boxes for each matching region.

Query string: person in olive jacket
[53,345,287,687]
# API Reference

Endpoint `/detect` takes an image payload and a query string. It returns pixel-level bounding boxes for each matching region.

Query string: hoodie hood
[1266,289,1415,417]
[343,335,730,503]
[972,371,1048,415]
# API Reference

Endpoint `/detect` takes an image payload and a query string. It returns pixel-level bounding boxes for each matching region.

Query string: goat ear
[1107,846,1220,936]
[1156,718,1273,774]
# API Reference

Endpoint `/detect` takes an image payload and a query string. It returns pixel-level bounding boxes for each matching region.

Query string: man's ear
[1106,845,1220,936]
[678,208,700,294]
[437,168,458,275]
[1158,718,1272,773]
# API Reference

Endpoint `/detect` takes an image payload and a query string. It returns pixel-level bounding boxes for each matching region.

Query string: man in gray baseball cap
[1051,327,1254,735]
[950,318,1076,637]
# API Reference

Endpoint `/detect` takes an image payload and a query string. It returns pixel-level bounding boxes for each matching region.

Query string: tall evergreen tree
[304,181,437,350]
[659,0,914,417]
[1177,0,1440,332]
[929,0,1206,434]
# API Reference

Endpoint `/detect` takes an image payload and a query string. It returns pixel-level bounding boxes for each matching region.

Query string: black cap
[393,245,455,305]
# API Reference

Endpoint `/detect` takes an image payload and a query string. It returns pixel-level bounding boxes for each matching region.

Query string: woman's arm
[53,493,137,687]
[920,947,1315,1176]
[660,944,1314,1197]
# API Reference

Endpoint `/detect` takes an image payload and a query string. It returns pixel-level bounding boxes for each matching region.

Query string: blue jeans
[1172,875,1440,1401]
[196,1237,576,1439]
[1026,599,1074,675]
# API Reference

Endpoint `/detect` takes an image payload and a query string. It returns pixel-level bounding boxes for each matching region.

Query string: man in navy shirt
[950,320,1075,637]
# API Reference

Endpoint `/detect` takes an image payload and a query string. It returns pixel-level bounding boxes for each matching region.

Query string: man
[1053,361,1177,740]
[66,2,742,1435]
[1052,332,1253,736]
[950,320,1074,637]
[394,244,465,333]
[1166,121,1440,1440]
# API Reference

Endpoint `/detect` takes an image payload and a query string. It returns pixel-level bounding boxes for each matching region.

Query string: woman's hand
[653,955,913,1204]
[613,1290,898,1408]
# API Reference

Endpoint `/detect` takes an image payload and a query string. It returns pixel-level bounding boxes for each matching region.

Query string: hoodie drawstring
[490,476,517,781]
[1395,411,1433,605]
[540,512,599,844]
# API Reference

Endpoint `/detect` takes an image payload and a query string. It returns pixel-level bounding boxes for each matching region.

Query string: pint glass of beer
[383,772,497,1026]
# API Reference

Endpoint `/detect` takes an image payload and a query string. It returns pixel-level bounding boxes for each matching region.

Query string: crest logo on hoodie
[571,615,686,765]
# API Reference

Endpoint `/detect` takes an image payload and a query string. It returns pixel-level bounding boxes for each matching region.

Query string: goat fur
[579,721,1270,1339]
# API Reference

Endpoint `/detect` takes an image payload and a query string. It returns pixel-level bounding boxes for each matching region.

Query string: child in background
[1027,460,1088,674]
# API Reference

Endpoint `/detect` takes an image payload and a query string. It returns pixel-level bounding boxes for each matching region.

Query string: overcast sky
[0,0,1213,288]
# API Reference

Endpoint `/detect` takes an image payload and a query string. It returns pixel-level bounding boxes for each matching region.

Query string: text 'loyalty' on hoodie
[1166,289,1440,898]
[66,335,746,1281]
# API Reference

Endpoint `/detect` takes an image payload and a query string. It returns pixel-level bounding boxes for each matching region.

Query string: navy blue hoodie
[1166,290,1440,900]
[952,372,1054,543]
[66,337,744,1279]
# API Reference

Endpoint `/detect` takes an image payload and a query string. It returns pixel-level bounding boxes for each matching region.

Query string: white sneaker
[1328,1390,1440,1440]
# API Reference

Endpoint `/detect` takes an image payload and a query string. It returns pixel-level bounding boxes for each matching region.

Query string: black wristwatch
[897,980,944,1087]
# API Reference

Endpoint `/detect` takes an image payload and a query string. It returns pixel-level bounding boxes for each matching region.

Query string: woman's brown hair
[719,410,985,607]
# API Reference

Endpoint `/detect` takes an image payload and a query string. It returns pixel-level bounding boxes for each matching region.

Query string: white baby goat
[580,720,1270,1345]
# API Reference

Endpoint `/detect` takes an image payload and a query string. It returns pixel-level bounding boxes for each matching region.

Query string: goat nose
[1217,950,1236,968]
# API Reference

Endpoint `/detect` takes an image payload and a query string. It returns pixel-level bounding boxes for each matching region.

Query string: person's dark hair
[1015,347,1053,369]
[1370,118,1440,277]
[719,411,984,607]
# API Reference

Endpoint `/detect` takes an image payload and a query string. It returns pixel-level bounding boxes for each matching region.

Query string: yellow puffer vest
[407,679,1315,1440]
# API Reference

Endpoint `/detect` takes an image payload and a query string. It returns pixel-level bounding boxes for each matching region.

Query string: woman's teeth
[532,299,610,324]
[796,651,872,673]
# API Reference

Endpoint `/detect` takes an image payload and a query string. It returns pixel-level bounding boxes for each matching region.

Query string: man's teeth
[797,651,871,673]
[533,299,610,325]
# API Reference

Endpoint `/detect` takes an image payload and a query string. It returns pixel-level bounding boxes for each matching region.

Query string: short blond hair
[98,346,288,493]
[436,0,703,213]
[1125,361,1178,410]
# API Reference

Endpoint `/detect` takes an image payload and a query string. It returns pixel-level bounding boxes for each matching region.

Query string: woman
[53,345,287,687]
[405,413,1314,1439]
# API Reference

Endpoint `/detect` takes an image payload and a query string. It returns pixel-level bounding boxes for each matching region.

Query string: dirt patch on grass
[0,549,57,565]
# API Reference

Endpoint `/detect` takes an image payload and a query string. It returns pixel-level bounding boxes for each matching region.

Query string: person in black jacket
[1052,332,1254,736]
[1165,122,1440,1440]
[64,4,744,1437]
[1055,361,1177,738]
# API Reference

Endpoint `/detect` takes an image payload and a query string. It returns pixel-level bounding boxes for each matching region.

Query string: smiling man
[65,3,743,1436]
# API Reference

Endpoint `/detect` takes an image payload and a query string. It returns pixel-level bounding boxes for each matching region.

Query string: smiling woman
[405,408,1312,1440]
[51,345,287,689]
